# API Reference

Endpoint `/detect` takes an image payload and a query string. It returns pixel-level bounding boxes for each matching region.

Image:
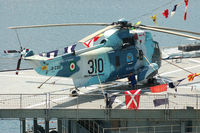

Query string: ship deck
[0,58,200,119]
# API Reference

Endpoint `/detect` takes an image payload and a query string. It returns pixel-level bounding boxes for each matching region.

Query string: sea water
[0,0,199,132]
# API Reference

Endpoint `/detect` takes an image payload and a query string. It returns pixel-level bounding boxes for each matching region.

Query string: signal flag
[188,73,200,82]
[171,4,177,17]
[150,84,167,93]
[162,9,169,18]
[184,0,189,20]
[151,15,157,25]
[153,98,169,107]
[125,89,141,110]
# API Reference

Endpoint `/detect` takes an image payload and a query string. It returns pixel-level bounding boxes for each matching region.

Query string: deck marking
[114,99,126,109]
[160,64,200,76]
[189,59,200,64]
[0,74,53,79]
[25,95,71,108]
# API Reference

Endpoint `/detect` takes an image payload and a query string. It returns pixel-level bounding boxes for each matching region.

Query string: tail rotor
[16,54,22,75]
[3,30,26,75]
[3,48,25,75]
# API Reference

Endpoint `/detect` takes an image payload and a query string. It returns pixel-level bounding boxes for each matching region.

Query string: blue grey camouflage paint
[24,27,161,88]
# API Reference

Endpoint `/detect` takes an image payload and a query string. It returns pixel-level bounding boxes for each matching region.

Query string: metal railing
[102,125,200,133]
[103,125,180,133]
[0,93,199,110]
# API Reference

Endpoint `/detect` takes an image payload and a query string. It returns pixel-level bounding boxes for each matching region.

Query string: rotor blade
[8,23,111,29]
[4,50,20,53]
[138,25,200,41]
[141,25,200,36]
[79,25,117,43]
[16,55,22,75]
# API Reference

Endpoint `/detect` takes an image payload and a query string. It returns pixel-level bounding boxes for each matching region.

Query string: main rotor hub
[117,18,131,27]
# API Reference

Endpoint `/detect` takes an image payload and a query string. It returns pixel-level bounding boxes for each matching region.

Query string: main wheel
[147,78,157,85]
[70,88,79,97]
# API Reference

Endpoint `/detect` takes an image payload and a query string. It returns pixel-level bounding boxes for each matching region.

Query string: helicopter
[5,19,200,94]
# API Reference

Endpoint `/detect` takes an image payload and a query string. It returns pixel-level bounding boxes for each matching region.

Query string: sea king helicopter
[5,19,200,94]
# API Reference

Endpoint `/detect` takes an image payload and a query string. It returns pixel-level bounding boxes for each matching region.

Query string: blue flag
[153,98,169,107]
[171,4,177,17]
[168,78,185,88]
[46,50,58,58]
[105,93,117,108]
[64,44,76,53]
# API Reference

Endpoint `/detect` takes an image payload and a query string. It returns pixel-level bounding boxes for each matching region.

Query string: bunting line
[39,44,77,58]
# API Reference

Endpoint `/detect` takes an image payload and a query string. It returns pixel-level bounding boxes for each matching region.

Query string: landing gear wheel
[148,78,157,85]
[70,88,79,97]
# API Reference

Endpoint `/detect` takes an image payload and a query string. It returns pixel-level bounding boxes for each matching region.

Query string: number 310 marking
[88,58,104,74]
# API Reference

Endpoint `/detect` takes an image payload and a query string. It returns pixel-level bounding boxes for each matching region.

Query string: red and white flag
[184,0,189,20]
[125,89,141,110]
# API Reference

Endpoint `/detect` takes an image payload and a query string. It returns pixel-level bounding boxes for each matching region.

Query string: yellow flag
[188,73,200,82]
[131,21,141,30]
[135,21,141,26]
[151,15,157,25]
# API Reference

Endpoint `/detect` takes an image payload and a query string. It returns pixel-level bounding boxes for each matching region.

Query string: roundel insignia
[127,53,134,63]
[69,61,76,71]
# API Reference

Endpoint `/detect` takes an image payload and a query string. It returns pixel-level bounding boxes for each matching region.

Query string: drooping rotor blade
[16,55,22,75]
[79,25,117,43]
[4,50,20,54]
[138,25,200,41]
[140,25,200,36]
[8,23,110,29]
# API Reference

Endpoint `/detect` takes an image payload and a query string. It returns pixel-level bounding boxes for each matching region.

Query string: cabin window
[122,36,135,48]
[115,56,120,67]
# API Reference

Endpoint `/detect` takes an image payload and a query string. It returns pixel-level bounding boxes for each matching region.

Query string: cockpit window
[123,37,134,45]
[122,36,135,48]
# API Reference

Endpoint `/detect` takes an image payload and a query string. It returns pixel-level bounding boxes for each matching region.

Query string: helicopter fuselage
[25,28,161,88]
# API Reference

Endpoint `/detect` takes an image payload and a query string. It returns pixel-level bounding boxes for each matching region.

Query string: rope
[162,59,200,81]
[162,59,193,74]
[129,0,182,23]
[95,60,106,100]
[38,76,54,88]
